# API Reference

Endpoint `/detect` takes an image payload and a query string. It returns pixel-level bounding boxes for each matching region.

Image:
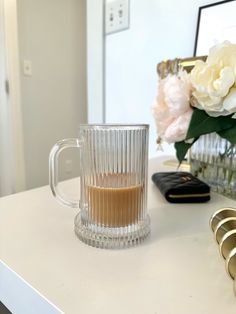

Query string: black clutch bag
[151,171,210,203]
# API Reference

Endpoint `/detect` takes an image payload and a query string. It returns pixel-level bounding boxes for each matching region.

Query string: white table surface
[0,156,236,314]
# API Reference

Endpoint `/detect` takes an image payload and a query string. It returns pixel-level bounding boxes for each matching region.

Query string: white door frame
[86,0,105,123]
[1,0,25,194]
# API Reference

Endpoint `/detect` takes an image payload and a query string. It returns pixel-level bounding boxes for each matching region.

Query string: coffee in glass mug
[49,124,150,249]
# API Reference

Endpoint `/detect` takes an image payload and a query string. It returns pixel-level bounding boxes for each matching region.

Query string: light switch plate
[105,0,130,35]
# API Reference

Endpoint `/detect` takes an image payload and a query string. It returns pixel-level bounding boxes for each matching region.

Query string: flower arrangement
[153,41,236,163]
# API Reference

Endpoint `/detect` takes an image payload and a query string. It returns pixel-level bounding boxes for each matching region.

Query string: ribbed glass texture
[74,124,150,248]
[190,132,236,199]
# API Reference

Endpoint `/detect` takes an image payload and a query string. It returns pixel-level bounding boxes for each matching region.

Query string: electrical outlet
[65,159,72,174]
[23,60,32,76]
[105,0,130,35]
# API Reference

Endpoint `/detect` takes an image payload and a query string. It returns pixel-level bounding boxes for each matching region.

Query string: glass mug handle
[49,138,81,208]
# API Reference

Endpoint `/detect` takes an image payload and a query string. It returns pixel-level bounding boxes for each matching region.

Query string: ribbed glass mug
[49,124,150,249]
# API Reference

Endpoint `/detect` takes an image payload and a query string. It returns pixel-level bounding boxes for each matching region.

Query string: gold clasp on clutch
[181,176,192,182]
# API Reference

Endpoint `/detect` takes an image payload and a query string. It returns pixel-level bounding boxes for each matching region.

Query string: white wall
[0,0,12,195]
[0,0,26,196]
[105,0,224,159]
[17,0,87,189]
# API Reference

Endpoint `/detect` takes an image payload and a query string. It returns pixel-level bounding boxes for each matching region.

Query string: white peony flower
[152,70,193,143]
[190,41,236,116]
[164,70,192,116]
[163,109,193,143]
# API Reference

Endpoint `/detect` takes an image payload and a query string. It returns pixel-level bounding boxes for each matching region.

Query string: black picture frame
[193,0,236,56]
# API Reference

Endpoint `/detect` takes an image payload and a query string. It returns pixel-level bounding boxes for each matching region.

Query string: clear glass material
[190,132,236,200]
[49,124,150,249]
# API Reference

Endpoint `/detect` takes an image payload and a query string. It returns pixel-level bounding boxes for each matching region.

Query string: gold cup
[226,247,236,280]
[214,217,236,244]
[219,229,236,259]
[210,207,236,232]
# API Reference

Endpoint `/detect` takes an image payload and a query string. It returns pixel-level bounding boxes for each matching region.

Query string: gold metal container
[209,207,236,232]
[214,217,236,244]
[226,247,236,280]
[219,230,236,259]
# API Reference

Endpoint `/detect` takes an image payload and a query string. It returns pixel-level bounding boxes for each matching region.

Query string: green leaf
[174,138,198,164]
[217,124,236,144]
[186,109,236,140]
